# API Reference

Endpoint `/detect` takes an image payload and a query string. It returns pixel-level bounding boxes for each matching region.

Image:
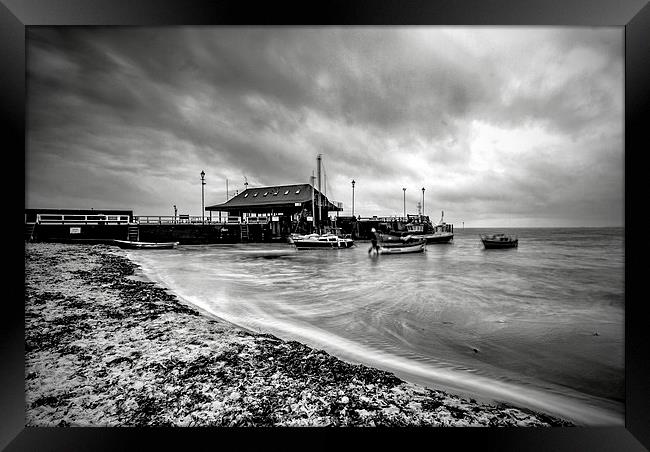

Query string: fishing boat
[290,233,354,249]
[392,211,453,244]
[479,233,518,249]
[113,240,179,249]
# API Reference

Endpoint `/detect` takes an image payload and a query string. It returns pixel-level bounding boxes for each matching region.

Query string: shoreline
[127,265,263,337]
[25,242,574,427]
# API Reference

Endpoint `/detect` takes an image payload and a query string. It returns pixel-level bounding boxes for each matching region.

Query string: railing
[134,215,214,224]
[355,215,443,224]
[36,214,131,224]
[133,215,271,225]
[356,216,413,223]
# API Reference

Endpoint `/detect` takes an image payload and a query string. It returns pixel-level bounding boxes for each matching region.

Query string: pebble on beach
[24,243,574,427]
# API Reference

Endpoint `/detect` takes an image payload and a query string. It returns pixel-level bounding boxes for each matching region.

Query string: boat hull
[422,232,454,244]
[379,232,453,244]
[113,240,179,249]
[377,238,426,254]
[481,240,518,249]
[378,243,425,254]
[293,238,355,249]
[480,234,518,249]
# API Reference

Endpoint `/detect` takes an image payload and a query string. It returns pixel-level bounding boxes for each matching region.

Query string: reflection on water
[126,228,624,425]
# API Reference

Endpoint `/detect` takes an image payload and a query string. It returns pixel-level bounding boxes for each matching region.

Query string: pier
[25,207,454,245]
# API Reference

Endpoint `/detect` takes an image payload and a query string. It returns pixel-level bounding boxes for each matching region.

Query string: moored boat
[392,211,453,244]
[373,234,426,255]
[405,224,454,244]
[378,239,426,254]
[480,233,518,249]
[113,240,179,249]
[291,233,354,249]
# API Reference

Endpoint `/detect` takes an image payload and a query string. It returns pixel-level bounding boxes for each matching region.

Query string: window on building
[263,192,268,196]
[295,189,301,194]
[244,193,249,198]
[253,193,258,197]
[284,190,289,195]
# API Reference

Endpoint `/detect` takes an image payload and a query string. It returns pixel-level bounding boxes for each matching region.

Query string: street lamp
[351,179,355,217]
[200,170,206,224]
[402,187,406,219]
[421,187,425,217]
[173,204,177,223]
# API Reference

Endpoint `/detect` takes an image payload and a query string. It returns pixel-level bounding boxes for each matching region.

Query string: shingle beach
[24,243,573,427]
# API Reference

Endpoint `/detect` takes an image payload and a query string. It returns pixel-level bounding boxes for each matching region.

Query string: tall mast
[317,154,322,232]
[310,173,315,230]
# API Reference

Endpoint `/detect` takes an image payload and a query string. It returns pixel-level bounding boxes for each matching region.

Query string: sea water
[124,227,624,426]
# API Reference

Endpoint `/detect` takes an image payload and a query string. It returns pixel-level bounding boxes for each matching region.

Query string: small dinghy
[479,233,518,249]
[113,240,179,249]
[290,233,354,249]
[374,235,426,255]
[378,240,426,255]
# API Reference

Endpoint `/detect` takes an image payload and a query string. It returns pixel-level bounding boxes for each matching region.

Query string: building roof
[206,183,341,212]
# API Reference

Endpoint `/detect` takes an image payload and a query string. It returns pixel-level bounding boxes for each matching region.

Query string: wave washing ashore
[124,228,624,426]
[24,243,572,427]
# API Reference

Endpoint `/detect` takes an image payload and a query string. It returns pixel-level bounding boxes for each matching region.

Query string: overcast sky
[25,26,623,227]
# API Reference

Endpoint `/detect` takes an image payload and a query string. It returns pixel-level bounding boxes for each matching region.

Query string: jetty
[24,186,346,244]
[25,206,457,245]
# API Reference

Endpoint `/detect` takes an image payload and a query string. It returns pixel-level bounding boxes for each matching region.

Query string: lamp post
[421,187,425,217]
[200,170,205,224]
[351,179,355,217]
[173,204,177,223]
[402,187,406,219]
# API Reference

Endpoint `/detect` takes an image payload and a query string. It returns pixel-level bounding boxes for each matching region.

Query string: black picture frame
[5,0,648,450]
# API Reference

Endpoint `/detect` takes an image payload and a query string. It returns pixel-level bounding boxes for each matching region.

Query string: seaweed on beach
[24,243,576,428]
[252,340,403,388]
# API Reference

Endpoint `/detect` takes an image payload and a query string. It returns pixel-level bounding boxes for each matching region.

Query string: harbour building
[206,183,342,238]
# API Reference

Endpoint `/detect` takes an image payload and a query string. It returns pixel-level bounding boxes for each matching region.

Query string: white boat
[291,233,354,249]
[378,240,426,255]
[372,235,426,255]
[113,240,179,249]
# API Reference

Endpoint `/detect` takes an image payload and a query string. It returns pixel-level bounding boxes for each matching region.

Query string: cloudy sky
[25,26,623,227]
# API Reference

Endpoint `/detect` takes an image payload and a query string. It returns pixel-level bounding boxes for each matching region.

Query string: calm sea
[125,227,624,426]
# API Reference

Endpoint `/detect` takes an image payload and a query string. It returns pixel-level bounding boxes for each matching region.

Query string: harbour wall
[28,224,130,244]
[137,224,268,244]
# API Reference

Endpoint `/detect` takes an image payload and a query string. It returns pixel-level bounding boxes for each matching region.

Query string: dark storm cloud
[25,27,623,225]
